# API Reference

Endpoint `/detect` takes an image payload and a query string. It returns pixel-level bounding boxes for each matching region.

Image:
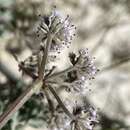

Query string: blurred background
[0,0,130,130]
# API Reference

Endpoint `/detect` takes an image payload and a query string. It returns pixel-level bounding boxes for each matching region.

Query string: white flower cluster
[76,48,97,80]
[65,48,98,93]
[37,10,76,54]
[46,103,98,130]
[71,105,98,130]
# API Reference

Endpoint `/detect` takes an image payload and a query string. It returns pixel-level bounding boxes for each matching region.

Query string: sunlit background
[0,0,130,130]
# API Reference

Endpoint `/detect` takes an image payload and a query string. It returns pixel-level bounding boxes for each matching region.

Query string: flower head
[36,10,76,54]
[76,48,98,80]
[68,48,98,93]
[71,103,99,130]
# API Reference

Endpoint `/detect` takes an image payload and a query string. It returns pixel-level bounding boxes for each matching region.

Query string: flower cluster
[61,48,98,93]
[36,10,76,55]
[71,104,98,130]
[46,102,98,130]
[71,49,98,92]
[76,48,98,80]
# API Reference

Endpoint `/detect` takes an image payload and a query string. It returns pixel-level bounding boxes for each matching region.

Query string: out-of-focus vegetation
[0,0,130,130]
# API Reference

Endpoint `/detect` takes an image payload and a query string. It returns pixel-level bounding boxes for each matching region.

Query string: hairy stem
[0,80,43,129]
[39,33,53,79]
[48,85,74,119]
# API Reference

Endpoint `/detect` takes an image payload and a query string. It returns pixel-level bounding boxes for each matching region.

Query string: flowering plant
[0,9,99,130]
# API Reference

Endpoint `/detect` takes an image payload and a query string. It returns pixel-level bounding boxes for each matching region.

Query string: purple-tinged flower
[68,48,98,93]
[70,103,99,130]
[76,48,98,80]
[36,10,76,54]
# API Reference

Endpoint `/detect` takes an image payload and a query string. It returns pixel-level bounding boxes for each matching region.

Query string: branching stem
[0,31,54,129]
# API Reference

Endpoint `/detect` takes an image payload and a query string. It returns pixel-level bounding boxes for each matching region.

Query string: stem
[0,79,43,129]
[43,88,54,115]
[46,66,75,80]
[39,33,53,79]
[48,85,74,119]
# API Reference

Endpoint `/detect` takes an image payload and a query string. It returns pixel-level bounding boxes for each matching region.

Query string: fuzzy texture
[36,10,76,56]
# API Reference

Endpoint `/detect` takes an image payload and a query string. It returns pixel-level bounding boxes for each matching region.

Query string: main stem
[0,79,43,129]
[0,32,54,129]
[39,33,53,79]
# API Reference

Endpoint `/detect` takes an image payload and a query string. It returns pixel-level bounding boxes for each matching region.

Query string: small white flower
[76,48,98,80]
